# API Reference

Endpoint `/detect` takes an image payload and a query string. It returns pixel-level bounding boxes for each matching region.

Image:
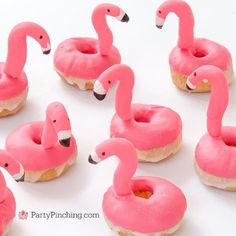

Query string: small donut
[93,64,182,163]
[3,102,77,182]
[88,138,187,236]
[186,65,236,191]
[156,0,233,93]
[54,3,129,90]
[0,22,51,117]
[0,171,16,236]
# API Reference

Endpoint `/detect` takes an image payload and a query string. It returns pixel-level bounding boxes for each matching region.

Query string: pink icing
[0,171,16,235]
[94,64,182,150]
[156,0,232,75]
[186,65,236,178]
[89,138,186,233]
[54,4,129,80]
[0,22,50,100]
[5,102,77,172]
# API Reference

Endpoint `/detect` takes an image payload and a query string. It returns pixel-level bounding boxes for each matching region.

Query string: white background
[0,0,236,235]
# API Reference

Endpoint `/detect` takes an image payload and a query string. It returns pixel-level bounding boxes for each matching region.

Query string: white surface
[0,0,236,235]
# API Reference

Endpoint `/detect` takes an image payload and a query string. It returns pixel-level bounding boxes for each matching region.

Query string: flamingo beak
[58,130,72,147]
[42,43,51,55]
[88,149,101,165]
[186,80,196,91]
[13,163,25,182]
[93,81,106,101]
[116,10,129,23]
[156,16,165,29]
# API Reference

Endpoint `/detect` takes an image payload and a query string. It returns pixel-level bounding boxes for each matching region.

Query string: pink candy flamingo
[3,102,77,183]
[54,3,129,90]
[89,138,186,235]
[93,64,182,163]
[0,22,51,117]
[0,171,16,235]
[156,0,233,93]
[186,65,236,190]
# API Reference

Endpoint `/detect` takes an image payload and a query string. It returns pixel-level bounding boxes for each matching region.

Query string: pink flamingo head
[0,171,7,202]
[93,3,129,23]
[0,150,25,182]
[186,65,229,137]
[12,22,51,54]
[43,102,72,148]
[88,138,138,196]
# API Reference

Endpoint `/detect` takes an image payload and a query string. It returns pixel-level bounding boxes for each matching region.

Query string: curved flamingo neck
[0,172,7,203]
[41,117,57,149]
[163,0,194,49]
[106,140,138,196]
[92,7,113,56]
[190,68,228,137]
[113,67,134,121]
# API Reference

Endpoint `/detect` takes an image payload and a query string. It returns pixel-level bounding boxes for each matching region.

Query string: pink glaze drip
[156,0,194,49]
[187,65,228,137]
[4,22,51,78]
[90,139,186,233]
[0,171,16,235]
[5,102,77,172]
[94,64,182,150]
[92,4,123,55]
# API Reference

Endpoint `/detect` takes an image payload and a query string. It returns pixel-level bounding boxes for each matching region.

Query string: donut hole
[134,114,150,123]
[77,44,97,54]
[132,181,153,199]
[222,137,236,147]
[193,48,208,58]
[33,137,42,145]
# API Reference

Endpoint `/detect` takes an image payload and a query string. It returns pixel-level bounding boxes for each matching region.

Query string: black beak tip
[93,92,106,101]
[43,49,51,55]
[186,84,194,91]
[88,155,98,165]
[121,13,129,22]
[59,138,71,147]
[156,25,163,29]
[16,173,25,182]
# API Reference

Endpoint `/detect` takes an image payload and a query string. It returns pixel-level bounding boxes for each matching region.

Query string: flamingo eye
[108,80,111,84]
[158,10,162,14]
[4,163,9,168]
[53,120,57,123]
[194,72,197,76]
[107,9,110,12]
[39,35,43,39]
[102,152,106,156]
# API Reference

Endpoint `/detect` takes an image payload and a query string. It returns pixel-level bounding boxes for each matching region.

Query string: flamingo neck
[206,76,228,137]
[114,71,134,121]
[166,1,194,49]
[0,172,7,203]
[92,10,113,56]
[112,145,137,196]
[41,118,57,149]
[4,30,27,78]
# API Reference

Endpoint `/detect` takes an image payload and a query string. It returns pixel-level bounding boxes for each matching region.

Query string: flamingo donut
[2,102,77,183]
[88,138,187,235]
[186,65,236,190]
[54,3,129,90]
[0,171,16,236]
[93,64,182,162]
[0,22,51,117]
[156,0,233,93]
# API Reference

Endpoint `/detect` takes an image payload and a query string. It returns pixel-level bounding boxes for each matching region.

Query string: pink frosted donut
[0,171,16,235]
[0,22,51,117]
[54,3,129,90]
[89,138,187,235]
[93,64,182,163]
[156,0,233,93]
[186,65,236,191]
[4,102,77,183]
